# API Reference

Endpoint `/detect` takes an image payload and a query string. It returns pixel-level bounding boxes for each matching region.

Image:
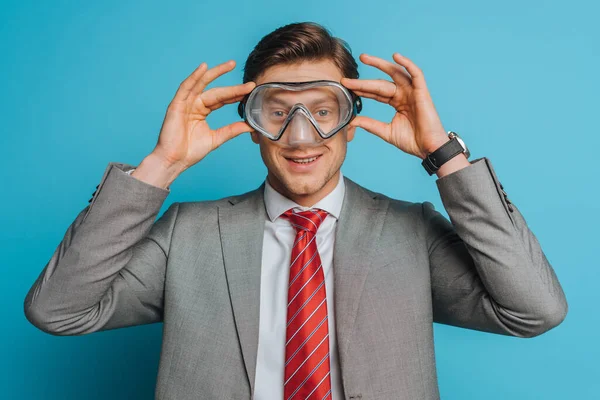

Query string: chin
[282,173,326,197]
[285,177,320,195]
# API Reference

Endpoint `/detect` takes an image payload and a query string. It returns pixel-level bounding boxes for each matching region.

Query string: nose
[284,110,323,147]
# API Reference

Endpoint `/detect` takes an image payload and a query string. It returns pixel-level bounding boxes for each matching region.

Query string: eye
[271,110,286,118]
[316,110,330,117]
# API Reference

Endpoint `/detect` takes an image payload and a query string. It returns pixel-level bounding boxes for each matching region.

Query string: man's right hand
[132,60,256,189]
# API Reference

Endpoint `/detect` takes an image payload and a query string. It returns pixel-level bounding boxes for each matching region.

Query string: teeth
[291,156,318,164]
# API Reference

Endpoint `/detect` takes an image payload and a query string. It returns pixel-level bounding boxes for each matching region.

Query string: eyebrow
[263,96,338,108]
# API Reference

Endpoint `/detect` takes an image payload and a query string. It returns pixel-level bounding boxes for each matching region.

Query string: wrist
[131,153,186,190]
[420,130,472,177]
[434,153,471,179]
[420,135,451,159]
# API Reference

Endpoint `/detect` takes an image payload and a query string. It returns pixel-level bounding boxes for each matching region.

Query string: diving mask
[238,80,362,148]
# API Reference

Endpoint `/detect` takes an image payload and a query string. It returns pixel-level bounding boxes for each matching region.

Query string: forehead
[261,86,342,106]
[254,59,344,85]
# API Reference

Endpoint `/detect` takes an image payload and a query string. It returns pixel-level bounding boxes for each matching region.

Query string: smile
[284,154,323,170]
[291,156,319,164]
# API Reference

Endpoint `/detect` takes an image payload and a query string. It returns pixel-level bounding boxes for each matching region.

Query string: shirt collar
[264,171,345,222]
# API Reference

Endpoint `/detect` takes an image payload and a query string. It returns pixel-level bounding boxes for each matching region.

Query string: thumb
[213,121,253,148]
[350,116,390,142]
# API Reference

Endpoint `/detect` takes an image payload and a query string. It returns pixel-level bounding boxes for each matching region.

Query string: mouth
[284,154,323,171]
[286,154,321,163]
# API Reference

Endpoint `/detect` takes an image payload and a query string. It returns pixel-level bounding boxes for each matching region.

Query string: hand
[341,53,450,159]
[152,60,256,171]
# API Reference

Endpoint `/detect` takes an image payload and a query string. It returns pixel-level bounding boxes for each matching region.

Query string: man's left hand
[341,53,450,160]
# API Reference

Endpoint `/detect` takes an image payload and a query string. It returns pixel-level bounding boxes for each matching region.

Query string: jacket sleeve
[425,157,568,338]
[24,162,177,336]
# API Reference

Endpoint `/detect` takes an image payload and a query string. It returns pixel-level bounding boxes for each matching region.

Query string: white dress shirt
[254,172,345,400]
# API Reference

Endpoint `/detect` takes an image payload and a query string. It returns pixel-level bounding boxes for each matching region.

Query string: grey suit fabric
[24,156,568,399]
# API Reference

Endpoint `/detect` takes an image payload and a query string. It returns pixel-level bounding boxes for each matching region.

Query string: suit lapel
[218,184,266,393]
[333,177,389,366]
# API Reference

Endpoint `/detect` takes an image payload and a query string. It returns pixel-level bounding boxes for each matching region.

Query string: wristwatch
[421,131,470,176]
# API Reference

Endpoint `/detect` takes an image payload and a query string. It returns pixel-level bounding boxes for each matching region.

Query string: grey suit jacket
[24,156,568,399]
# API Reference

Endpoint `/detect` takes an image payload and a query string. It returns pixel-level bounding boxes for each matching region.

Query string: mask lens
[245,82,354,144]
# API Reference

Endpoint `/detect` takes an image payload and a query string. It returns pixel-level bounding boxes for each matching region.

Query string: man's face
[250,59,356,205]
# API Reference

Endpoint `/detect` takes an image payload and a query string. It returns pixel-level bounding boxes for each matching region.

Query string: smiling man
[24,22,568,400]
[247,62,358,206]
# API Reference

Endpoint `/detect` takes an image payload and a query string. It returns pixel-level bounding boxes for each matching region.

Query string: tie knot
[282,208,328,234]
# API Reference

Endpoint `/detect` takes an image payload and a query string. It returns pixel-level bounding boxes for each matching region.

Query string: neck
[268,170,340,207]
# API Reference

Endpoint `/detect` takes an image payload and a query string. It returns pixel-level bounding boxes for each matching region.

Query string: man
[24,22,567,400]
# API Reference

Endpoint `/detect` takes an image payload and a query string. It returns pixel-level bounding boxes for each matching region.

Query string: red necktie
[281,208,331,400]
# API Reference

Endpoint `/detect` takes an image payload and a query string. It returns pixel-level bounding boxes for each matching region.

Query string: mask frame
[237,80,362,143]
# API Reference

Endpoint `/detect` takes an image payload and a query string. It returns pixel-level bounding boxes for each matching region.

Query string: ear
[346,125,356,142]
[250,130,260,144]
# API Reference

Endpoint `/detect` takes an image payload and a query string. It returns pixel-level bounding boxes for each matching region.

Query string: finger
[392,53,427,90]
[341,78,396,100]
[201,82,256,110]
[197,93,249,116]
[213,121,253,148]
[347,89,392,105]
[173,62,208,102]
[350,116,390,142]
[359,54,412,86]
[190,60,237,97]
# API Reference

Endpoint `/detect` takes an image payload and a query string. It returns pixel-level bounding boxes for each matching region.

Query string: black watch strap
[421,137,464,176]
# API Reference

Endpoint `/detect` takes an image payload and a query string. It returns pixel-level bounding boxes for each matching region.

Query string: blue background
[2,0,597,398]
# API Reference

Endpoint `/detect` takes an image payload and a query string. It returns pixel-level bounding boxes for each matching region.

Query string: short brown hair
[242,22,359,83]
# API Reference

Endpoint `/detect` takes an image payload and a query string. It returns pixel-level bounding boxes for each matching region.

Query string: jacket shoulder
[354,181,422,215]
[174,184,263,215]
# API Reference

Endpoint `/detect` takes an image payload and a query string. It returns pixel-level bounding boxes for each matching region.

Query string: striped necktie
[281,208,332,400]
